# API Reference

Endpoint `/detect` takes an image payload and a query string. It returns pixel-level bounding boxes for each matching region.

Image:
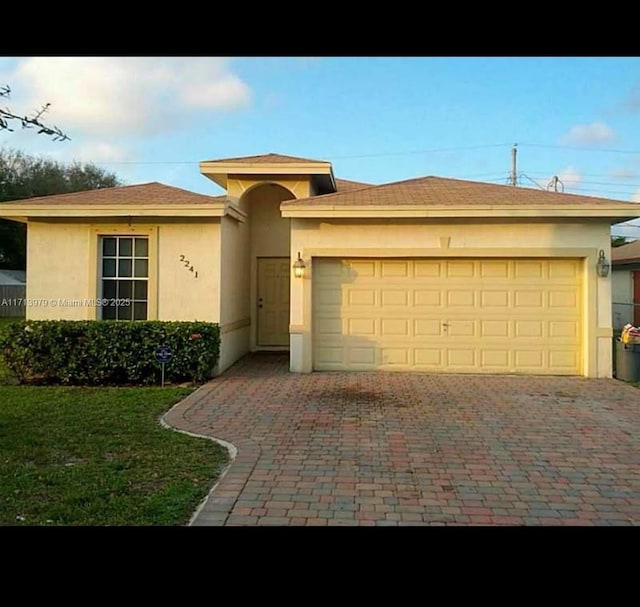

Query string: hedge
[0,320,220,386]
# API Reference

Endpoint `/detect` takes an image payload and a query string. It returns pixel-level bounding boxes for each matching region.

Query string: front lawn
[0,385,229,526]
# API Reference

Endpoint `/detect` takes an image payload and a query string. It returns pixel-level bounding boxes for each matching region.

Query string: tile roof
[282,175,640,208]
[0,182,226,206]
[612,239,640,263]
[201,152,329,164]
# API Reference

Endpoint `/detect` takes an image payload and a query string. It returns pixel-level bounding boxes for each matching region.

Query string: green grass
[0,385,229,526]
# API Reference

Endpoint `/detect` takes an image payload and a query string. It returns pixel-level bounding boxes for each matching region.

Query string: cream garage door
[313,258,582,375]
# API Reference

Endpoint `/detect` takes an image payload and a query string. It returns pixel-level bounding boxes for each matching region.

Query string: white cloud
[4,57,251,138]
[559,121,616,146]
[70,142,131,163]
[556,166,582,189]
[632,188,640,203]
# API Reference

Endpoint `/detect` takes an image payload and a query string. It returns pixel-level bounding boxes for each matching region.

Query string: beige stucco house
[1,152,638,378]
[612,240,640,330]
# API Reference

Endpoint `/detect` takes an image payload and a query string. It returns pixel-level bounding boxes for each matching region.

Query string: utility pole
[509,143,518,187]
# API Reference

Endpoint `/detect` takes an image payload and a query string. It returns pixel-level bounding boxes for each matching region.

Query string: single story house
[0,269,26,317]
[0,152,638,378]
[612,240,640,329]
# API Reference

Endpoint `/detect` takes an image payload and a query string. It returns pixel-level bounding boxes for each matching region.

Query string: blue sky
[2,56,640,237]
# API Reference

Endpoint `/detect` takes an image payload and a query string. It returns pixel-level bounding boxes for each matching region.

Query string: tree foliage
[0,149,122,269]
[1,85,69,141]
[611,235,629,248]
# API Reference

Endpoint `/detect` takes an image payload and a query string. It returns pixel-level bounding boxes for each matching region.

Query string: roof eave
[0,202,230,220]
[199,160,334,190]
[281,205,640,221]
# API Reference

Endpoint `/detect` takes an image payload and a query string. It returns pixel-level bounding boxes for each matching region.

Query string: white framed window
[100,236,149,321]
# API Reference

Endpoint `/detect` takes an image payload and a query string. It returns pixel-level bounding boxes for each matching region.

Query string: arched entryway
[241,183,295,350]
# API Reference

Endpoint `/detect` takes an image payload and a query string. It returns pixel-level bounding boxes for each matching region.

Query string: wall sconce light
[596,249,610,277]
[293,252,306,278]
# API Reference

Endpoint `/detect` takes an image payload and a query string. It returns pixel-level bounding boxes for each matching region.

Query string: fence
[0,285,26,317]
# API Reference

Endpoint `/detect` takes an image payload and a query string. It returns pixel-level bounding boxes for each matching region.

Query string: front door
[257,257,290,347]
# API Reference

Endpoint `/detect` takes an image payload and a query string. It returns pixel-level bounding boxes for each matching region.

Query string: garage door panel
[481,350,510,367]
[381,290,409,306]
[348,318,376,336]
[481,261,510,278]
[348,289,376,306]
[481,320,510,337]
[414,290,442,307]
[447,290,475,307]
[313,258,582,375]
[414,348,442,366]
[481,291,509,307]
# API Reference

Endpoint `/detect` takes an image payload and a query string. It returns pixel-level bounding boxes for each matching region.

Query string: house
[0,152,638,378]
[0,269,26,317]
[612,239,640,330]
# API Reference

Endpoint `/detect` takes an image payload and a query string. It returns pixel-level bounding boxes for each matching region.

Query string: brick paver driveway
[164,353,640,526]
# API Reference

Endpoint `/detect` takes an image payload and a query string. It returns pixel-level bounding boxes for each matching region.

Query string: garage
[313,257,583,375]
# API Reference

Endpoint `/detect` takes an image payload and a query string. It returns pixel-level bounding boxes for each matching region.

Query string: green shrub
[0,320,220,386]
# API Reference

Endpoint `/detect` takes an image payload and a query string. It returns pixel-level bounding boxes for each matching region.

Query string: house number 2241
[179,255,198,278]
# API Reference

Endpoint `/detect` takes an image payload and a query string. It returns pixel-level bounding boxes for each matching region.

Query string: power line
[520,142,640,155]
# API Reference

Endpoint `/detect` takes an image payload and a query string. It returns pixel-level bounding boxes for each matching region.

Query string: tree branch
[0,84,70,141]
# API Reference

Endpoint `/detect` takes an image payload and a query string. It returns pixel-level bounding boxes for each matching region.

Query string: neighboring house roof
[335,178,372,192]
[281,175,640,222]
[612,239,640,265]
[0,270,26,285]
[200,152,329,164]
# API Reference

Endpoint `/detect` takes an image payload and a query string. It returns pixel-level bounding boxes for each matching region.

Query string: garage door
[313,258,582,374]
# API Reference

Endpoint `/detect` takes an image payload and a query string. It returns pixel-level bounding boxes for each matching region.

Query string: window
[100,236,149,320]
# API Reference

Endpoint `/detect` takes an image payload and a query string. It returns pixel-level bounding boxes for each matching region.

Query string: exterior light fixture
[293,252,306,278]
[596,249,610,277]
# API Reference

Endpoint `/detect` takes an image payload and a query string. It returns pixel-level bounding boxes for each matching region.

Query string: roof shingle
[282,175,640,208]
[201,152,329,164]
[0,182,226,206]
[612,239,640,263]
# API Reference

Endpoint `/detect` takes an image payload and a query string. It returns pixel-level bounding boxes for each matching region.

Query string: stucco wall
[157,221,220,321]
[218,214,250,371]
[25,219,221,323]
[289,219,612,377]
[26,221,93,320]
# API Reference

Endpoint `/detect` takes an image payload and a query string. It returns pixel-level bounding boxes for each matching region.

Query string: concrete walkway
[163,353,640,526]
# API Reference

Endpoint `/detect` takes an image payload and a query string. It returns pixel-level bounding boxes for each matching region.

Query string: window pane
[102,304,117,320]
[102,238,117,257]
[118,259,132,277]
[102,280,116,299]
[117,303,132,321]
[134,259,148,278]
[133,302,148,320]
[119,238,133,257]
[133,281,148,300]
[118,280,133,300]
[134,238,148,257]
[102,259,116,278]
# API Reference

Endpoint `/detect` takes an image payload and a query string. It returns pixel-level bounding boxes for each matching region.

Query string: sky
[2,56,640,238]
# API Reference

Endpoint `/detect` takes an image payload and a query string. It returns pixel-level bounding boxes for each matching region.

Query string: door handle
[258,297,263,309]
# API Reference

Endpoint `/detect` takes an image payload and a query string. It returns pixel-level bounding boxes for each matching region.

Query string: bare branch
[0,84,70,141]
